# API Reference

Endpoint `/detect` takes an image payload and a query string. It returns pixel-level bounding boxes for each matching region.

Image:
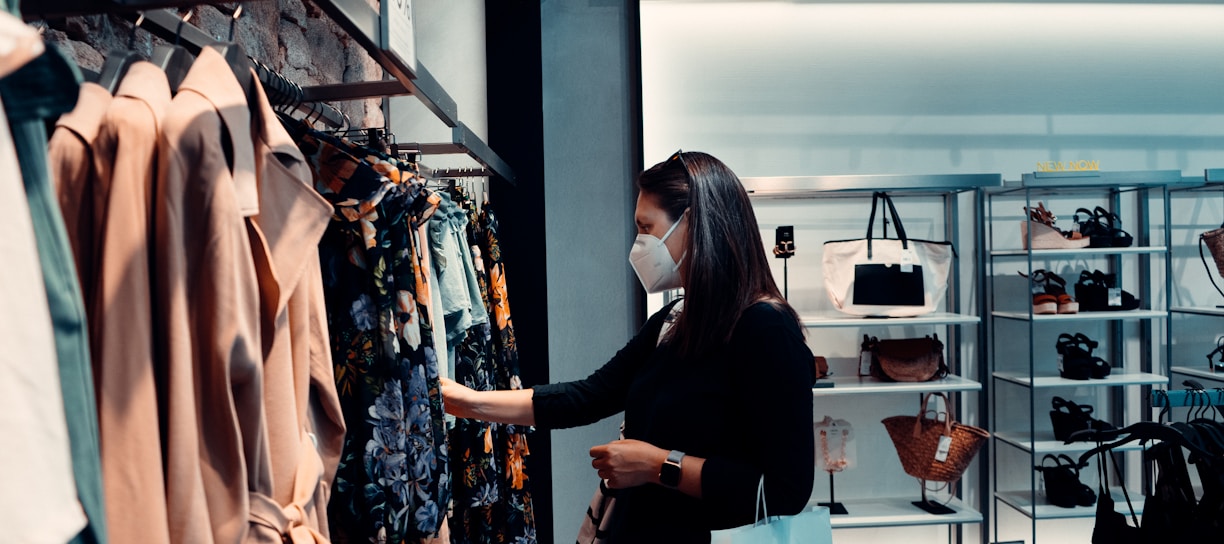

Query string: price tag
[1108,287,1122,307]
[935,435,952,462]
[899,248,917,273]
[1057,354,1064,373]
[859,351,874,376]
[1032,283,1045,295]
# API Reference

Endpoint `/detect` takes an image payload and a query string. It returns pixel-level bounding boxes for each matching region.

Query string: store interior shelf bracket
[303,0,515,184]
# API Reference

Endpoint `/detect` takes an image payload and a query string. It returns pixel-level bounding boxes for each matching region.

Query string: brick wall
[38,0,384,128]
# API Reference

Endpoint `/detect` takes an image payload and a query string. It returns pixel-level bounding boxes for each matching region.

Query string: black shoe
[1050,396,1115,442]
[1036,454,1097,508]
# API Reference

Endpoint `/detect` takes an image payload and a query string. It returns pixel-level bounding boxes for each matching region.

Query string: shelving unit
[1167,171,1224,388]
[745,173,1000,542]
[984,170,1190,543]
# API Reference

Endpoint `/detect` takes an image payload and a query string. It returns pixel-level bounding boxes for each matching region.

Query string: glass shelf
[813,375,980,396]
[802,312,979,328]
[993,432,1144,455]
[991,310,1168,322]
[1170,306,1224,317]
[1170,366,1224,383]
[996,488,1144,520]
[990,246,1167,257]
[993,371,1168,388]
[805,496,982,529]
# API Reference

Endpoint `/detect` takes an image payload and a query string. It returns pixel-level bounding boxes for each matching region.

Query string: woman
[442,151,815,542]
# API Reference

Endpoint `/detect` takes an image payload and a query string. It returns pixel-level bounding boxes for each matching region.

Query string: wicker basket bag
[881,392,989,484]
[1200,225,1224,298]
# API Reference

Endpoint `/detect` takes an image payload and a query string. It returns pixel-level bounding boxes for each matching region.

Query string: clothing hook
[128,12,145,50]
[228,4,243,42]
[174,9,193,46]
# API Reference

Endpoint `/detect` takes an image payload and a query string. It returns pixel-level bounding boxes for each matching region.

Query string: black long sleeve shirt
[533,300,816,542]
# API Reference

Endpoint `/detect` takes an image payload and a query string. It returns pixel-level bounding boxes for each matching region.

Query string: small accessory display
[1199,224,1224,300]
[1020,202,1090,250]
[1207,337,1224,373]
[1049,396,1116,442]
[659,449,684,488]
[813,416,854,515]
[861,334,949,382]
[1074,270,1140,312]
[1035,454,1096,508]
[822,192,954,317]
[1020,269,1078,314]
[773,225,795,258]
[709,477,833,544]
[1073,206,1134,248]
[881,392,989,484]
[1055,333,1112,381]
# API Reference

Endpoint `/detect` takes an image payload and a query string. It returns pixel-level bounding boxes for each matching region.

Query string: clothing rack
[1151,387,1224,408]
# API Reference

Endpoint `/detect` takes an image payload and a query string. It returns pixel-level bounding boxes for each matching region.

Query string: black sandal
[1035,454,1097,508]
[1050,396,1116,441]
[1074,270,1140,312]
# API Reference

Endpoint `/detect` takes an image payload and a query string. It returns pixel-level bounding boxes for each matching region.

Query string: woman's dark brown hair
[638,151,801,359]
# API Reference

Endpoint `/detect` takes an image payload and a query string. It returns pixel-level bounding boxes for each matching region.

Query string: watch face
[660,461,681,487]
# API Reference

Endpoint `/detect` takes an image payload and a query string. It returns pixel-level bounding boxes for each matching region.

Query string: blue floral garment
[294,127,450,543]
[449,197,536,544]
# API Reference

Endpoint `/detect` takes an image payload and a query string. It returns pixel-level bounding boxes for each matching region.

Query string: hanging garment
[51,63,174,544]
[1,40,109,544]
[449,199,535,543]
[476,205,536,539]
[418,220,450,381]
[0,16,89,544]
[295,128,451,542]
[247,71,347,544]
[154,47,273,544]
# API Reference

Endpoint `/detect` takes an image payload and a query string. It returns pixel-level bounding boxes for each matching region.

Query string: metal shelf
[802,312,979,328]
[991,310,1168,322]
[807,496,982,529]
[996,488,1144,520]
[741,173,1001,198]
[990,246,1168,257]
[993,371,1168,389]
[1019,169,1187,188]
[993,432,1143,455]
[812,375,980,396]
[1170,366,1224,383]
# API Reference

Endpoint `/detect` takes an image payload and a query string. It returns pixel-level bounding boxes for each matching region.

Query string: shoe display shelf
[742,173,999,539]
[983,170,1195,543]
[1168,169,1224,387]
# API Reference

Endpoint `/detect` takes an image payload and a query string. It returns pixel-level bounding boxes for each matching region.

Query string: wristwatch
[659,449,685,488]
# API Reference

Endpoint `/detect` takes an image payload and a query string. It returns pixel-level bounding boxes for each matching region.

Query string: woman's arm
[441,377,536,426]
[589,439,707,498]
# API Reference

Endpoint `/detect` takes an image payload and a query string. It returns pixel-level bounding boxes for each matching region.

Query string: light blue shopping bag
[710,477,832,544]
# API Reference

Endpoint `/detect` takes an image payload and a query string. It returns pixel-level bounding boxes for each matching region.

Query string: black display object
[818,472,849,515]
[774,225,794,298]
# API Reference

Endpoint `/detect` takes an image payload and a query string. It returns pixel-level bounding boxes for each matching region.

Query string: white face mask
[629,213,686,293]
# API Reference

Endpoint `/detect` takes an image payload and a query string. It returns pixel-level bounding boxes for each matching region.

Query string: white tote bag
[822,192,954,317]
[710,477,832,544]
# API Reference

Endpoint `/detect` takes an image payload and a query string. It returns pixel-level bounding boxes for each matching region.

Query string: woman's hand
[440,377,478,419]
[589,439,668,489]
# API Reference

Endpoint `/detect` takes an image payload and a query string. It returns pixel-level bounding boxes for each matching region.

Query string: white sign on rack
[380,0,417,75]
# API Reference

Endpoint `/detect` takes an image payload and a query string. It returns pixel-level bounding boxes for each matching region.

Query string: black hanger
[97,13,145,94]
[209,5,253,101]
[1077,421,1217,467]
[150,10,194,94]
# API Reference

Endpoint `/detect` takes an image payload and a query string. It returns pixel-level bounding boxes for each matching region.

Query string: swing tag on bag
[859,351,874,376]
[1108,287,1122,307]
[899,247,917,273]
[935,435,952,462]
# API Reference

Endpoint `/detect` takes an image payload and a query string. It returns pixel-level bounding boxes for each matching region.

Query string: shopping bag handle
[866,191,910,259]
[753,475,770,526]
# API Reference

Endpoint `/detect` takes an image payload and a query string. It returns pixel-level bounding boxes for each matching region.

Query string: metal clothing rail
[138,9,348,130]
[1151,387,1224,408]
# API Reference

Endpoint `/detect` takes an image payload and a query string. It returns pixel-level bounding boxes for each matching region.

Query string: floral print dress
[295,127,450,543]
[449,197,536,543]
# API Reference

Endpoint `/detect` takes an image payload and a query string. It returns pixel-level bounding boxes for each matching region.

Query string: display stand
[818,472,849,515]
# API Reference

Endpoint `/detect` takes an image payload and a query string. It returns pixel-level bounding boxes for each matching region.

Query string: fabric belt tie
[249,435,328,544]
